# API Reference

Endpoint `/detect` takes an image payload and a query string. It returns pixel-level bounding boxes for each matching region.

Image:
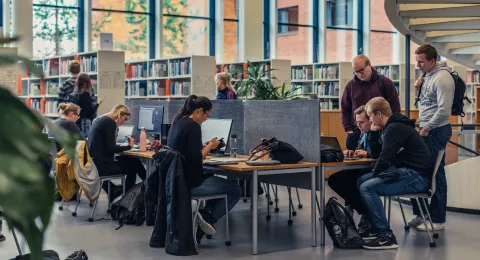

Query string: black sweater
[53,117,84,152]
[88,116,131,164]
[77,91,99,121]
[167,117,204,189]
[373,113,432,179]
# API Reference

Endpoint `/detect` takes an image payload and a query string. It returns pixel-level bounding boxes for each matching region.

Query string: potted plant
[235,61,301,100]
[0,37,76,260]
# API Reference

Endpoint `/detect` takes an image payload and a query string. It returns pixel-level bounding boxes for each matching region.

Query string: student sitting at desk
[328,105,382,234]
[168,95,242,244]
[215,72,237,100]
[88,105,146,201]
[53,103,84,152]
[357,97,432,250]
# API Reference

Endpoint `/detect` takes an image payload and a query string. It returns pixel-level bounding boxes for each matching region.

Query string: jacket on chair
[145,146,197,256]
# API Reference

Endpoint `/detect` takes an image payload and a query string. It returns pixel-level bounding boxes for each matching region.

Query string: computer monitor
[201,118,233,153]
[117,125,134,143]
[137,106,164,135]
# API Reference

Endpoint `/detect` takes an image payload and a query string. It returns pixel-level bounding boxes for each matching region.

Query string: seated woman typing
[53,103,84,152]
[88,105,146,202]
[167,95,242,244]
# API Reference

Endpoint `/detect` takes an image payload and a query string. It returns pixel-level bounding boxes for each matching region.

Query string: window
[371,0,394,31]
[369,0,396,65]
[223,0,239,63]
[326,29,354,62]
[278,6,299,34]
[33,1,78,58]
[162,0,210,57]
[91,0,149,61]
[327,0,354,28]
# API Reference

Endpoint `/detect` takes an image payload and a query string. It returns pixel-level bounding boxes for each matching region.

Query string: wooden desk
[319,158,376,246]
[122,150,155,159]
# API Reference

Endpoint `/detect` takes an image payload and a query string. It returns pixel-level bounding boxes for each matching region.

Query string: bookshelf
[125,55,215,100]
[20,50,125,117]
[0,47,19,95]
[375,64,416,109]
[467,69,480,125]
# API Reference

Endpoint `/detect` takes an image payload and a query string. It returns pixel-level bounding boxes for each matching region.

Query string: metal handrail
[448,141,480,156]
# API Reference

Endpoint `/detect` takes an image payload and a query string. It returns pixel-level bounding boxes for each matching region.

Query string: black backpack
[65,92,80,105]
[323,197,364,249]
[320,144,344,163]
[110,182,146,229]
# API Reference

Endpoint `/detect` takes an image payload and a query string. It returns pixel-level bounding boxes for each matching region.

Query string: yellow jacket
[56,149,79,201]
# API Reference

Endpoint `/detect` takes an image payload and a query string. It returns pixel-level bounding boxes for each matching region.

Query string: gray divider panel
[243,100,320,163]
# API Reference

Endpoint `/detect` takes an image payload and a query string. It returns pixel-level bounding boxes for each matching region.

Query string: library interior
[1,0,480,259]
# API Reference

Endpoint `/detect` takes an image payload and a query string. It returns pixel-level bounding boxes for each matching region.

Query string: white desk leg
[253,170,258,255]
[320,166,325,246]
[311,167,317,247]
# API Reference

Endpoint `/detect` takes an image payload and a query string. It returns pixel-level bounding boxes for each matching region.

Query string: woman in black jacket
[53,103,84,152]
[88,104,146,201]
[167,95,242,244]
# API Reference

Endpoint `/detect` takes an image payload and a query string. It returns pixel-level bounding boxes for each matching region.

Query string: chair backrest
[429,149,445,196]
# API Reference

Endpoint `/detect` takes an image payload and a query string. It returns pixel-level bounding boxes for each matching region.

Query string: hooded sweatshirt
[373,113,432,180]
[341,69,401,132]
[418,61,454,130]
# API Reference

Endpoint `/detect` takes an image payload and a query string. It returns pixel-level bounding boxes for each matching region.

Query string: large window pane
[224,0,238,20]
[92,0,147,12]
[34,0,78,7]
[277,26,311,64]
[92,11,148,61]
[162,17,209,57]
[163,0,208,17]
[370,32,394,64]
[327,0,355,29]
[278,0,310,25]
[371,0,394,31]
[33,6,78,58]
[224,21,238,63]
[326,29,354,62]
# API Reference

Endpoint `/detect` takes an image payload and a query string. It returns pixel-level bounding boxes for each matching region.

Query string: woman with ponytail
[215,72,237,100]
[168,95,241,244]
[53,103,84,152]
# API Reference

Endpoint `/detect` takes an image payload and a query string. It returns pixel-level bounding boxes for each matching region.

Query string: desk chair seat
[192,194,231,248]
[59,174,126,222]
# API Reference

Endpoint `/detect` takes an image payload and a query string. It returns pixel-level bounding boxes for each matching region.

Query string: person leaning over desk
[88,104,146,202]
[155,95,242,245]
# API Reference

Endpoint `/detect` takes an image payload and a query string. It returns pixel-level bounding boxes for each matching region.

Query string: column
[12,0,33,57]
[239,0,263,62]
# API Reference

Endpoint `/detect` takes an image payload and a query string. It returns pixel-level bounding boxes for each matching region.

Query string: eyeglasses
[355,120,368,125]
[353,64,370,75]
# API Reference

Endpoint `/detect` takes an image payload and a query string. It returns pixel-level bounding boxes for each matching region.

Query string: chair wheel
[298,204,303,209]
[269,201,273,205]
[430,242,436,247]
[266,215,271,221]
[58,206,63,211]
[292,211,297,216]
[274,208,279,213]
[287,220,293,226]
[225,241,231,246]
[433,233,439,239]
[243,199,248,203]
[72,212,77,217]
[404,226,410,231]
[206,235,212,239]
[88,218,93,222]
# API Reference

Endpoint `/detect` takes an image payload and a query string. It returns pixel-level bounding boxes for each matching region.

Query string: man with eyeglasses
[341,55,400,151]
[328,105,383,235]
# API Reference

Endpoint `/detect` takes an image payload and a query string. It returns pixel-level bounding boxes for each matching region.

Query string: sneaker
[408,215,428,227]
[65,249,88,260]
[359,229,381,240]
[358,214,370,231]
[0,234,5,242]
[195,212,216,236]
[362,233,399,250]
[417,221,445,232]
[195,225,205,245]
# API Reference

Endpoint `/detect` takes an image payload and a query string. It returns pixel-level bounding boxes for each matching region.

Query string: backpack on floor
[110,182,145,229]
[323,197,364,249]
[13,250,60,260]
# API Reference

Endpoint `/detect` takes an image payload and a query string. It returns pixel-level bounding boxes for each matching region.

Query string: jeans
[412,124,452,223]
[358,168,430,234]
[328,168,372,215]
[191,176,242,224]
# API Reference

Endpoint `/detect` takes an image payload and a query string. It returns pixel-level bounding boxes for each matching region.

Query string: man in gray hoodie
[409,44,453,232]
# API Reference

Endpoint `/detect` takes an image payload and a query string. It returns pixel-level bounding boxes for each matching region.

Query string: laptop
[201,118,233,156]
[116,125,134,144]
[321,136,362,160]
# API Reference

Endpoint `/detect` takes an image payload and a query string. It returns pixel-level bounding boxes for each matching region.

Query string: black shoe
[195,225,205,245]
[359,229,381,240]
[0,234,5,242]
[362,233,398,250]
[358,214,370,232]
[65,249,88,260]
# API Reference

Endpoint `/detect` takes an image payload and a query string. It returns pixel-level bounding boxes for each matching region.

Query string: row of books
[467,70,480,83]
[150,62,168,78]
[314,66,338,79]
[25,99,59,116]
[248,63,271,77]
[223,65,244,80]
[81,56,97,73]
[316,82,340,96]
[319,99,339,110]
[169,59,191,77]
[126,81,191,97]
[45,82,59,96]
[60,59,75,75]
[126,82,147,97]
[126,63,148,79]
[44,100,59,115]
[29,83,41,96]
[45,59,60,76]
[376,67,399,81]
[292,67,313,80]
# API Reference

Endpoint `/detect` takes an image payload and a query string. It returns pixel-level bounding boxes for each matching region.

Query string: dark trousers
[412,124,452,223]
[94,156,147,193]
[328,168,372,215]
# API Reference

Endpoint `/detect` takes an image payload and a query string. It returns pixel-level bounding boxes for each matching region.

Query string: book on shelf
[169,59,191,76]
[292,67,313,80]
[45,82,59,96]
[315,65,338,79]
[126,63,148,79]
[292,84,313,96]
[150,62,168,77]
[168,81,190,96]
[59,57,80,75]
[126,81,147,97]
[314,82,339,96]
[468,70,479,83]
[377,66,399,81]
[223,64,244,80]
[29,83,41,96]
[81,56,97,73]
[45,100,58,115]
[147,80,167,96]
[45,59,60,76]
[319,99,339,110]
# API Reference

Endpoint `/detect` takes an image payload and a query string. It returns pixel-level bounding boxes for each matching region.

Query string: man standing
[57,60,96,111]
[341,55,400,150]
[328,105,382,234]
[409,44,453,231]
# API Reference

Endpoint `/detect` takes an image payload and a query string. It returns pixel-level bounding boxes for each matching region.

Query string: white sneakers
[408,216,445,231]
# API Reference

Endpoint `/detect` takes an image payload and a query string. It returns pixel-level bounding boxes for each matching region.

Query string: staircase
[385,0,480,70]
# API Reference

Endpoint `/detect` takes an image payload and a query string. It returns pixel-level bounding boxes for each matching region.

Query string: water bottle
[139,127,147,152]
[230,134,237,158]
